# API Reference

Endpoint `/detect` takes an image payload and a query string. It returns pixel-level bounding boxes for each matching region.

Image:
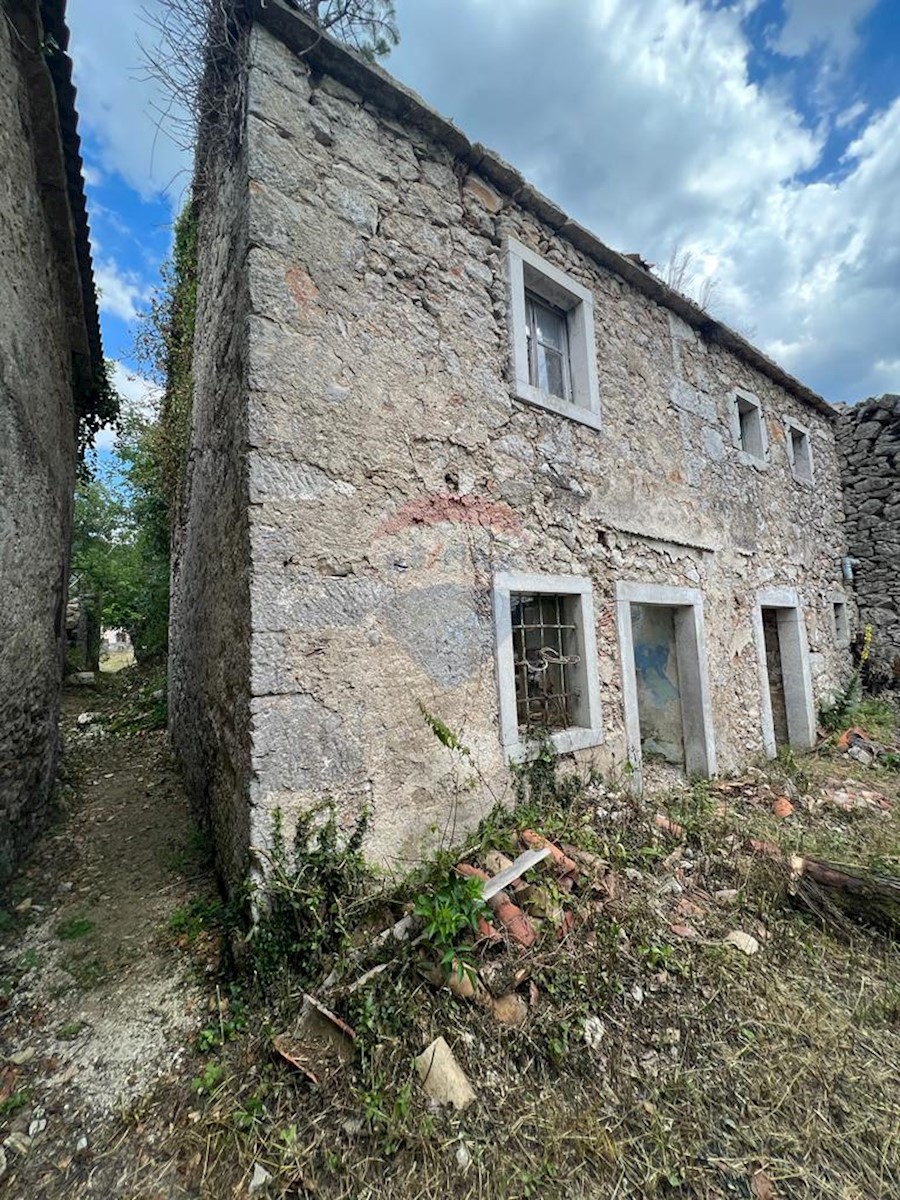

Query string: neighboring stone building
[171,0,852,891]
[0,1,103,879]
[835,395,900,682]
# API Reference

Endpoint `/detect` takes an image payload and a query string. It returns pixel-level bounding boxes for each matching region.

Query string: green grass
[56,917,94,941]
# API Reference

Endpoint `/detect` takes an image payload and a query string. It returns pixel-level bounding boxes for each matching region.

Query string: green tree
[71,409,170,664]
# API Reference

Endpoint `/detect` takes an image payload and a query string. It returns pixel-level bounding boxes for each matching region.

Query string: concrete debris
[248,1162,272,1193]
[725,930,760,956]
[5,1131,32,1156]
[584,1015,606,1049]
[414,1036,476,1110]
[455,1142,472,1171]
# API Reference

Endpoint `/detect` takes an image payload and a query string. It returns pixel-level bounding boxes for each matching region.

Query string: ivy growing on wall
[134,199,198,532]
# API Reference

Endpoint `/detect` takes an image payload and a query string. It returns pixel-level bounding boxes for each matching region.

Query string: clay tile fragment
[772,796,794,818]
[653,813,686,840]
[521,830,578,875]
[456,862,537,947]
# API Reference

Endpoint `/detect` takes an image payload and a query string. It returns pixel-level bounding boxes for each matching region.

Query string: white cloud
[773,0,878,64]
[388,0,899,400]
[92,362,163,452]
[109,361,162,415]
[94,258,151,323]
[836,100,869,129]
[67,0,192,203]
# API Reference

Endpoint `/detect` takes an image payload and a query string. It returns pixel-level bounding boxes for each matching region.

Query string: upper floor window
[507,238,601,430]
[784,417,814,483]
[525,292,571,402]
[730,388,767,466]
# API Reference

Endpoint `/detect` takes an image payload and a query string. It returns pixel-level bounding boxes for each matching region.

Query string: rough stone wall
[0,11,77,880]
[168,126,254,892]
[835,395,900,680]
[236,25,850,872]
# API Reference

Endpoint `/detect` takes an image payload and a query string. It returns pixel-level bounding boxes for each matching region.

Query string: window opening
[833,600,849,645]
[789,425,812,481]
[525,292,571,402]
[510,591,581,731]
[736,394,764,459]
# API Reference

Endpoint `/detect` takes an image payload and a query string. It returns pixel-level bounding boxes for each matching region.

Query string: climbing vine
[134,201,198,531]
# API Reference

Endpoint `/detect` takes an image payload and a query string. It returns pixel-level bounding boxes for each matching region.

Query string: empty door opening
[617,583,717,792]
[631,603,685,767]
[755,592,816,756]
[761,608,789,749]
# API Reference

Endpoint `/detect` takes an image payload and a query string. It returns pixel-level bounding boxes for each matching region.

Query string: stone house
[171,0,852,892]
[0,0,103,879]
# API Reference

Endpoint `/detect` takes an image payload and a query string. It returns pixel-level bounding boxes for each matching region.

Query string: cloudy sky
[68,0,900,442]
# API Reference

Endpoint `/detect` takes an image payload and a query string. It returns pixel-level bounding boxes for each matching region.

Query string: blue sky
[68,0,900,459]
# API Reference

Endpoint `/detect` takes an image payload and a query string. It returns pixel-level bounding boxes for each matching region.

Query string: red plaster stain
[286,265,319,312]
[377,493,521,537]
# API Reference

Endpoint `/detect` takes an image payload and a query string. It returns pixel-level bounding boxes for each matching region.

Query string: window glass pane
[539,347,567,400]
[533,301,566,351]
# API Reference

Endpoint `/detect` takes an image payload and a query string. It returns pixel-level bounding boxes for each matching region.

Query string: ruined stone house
[0,0,102,879]
[171,0,853,892]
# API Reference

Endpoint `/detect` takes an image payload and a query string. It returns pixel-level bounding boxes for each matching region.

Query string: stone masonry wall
[0,12,77,880]
[835,395,900,681]
[233,24,851,874]
[168,131,254,892]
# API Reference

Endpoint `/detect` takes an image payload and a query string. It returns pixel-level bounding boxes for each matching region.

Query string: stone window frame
[506,237,601,431]
[493,570,604,762]
[730,387,768,468]
[784,416,814,485]
[830,592,851,648]
[614,581,718,795]
[752,588,817,757]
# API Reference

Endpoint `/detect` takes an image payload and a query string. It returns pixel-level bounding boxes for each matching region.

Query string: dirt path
[0,669,218,1197]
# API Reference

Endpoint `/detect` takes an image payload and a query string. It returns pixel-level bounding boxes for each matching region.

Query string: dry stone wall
[229,23,851,873]
[835,395,900,680]
[0,11,78,880]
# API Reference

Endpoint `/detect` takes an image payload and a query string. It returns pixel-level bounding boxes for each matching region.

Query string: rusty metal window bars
[510,592,582,731]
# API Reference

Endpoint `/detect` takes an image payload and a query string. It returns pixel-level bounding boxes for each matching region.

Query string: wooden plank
[482,847,550,901]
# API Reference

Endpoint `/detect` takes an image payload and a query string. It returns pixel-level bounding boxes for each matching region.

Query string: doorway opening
[754,591,816,756]
[616,583,717,793]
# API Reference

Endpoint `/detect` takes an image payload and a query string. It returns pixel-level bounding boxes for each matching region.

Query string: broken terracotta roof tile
[521,830,579,875]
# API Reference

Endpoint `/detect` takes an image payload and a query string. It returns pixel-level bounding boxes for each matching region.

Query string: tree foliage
[292,0,399,59]
[134,201,198,534]
[71,408,170,663]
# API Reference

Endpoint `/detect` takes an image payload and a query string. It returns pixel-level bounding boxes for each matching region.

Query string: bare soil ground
[0,669,219,1197]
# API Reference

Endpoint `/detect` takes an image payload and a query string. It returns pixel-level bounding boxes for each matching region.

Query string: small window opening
[833,601,849,645]
[789,425,812,481]
[511,591,581,732]
[736,395,764,459]
[525,292,571,402]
